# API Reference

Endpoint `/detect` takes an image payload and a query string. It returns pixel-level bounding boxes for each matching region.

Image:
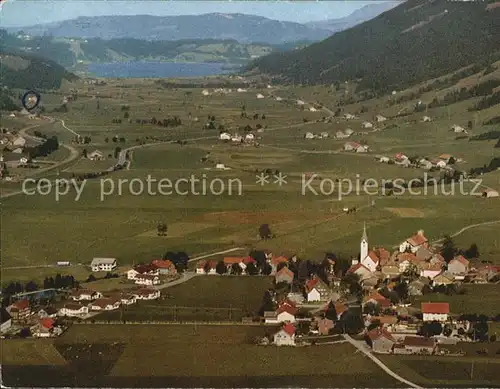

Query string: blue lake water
[87,61,239,78]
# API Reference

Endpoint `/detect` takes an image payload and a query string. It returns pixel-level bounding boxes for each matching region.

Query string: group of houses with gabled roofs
[124,259,177,285]
[218,131,257,145]
[58,287,160,319]
[196,256,260,275]
[345,222,494,297]
[343,141,369,153]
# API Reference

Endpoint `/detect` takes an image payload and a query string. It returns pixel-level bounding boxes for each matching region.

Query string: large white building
[91,258,117,272]
[421,302,449,322]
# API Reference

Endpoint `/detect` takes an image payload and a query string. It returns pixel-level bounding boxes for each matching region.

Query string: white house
[375,115,387,123]
[344,128,354,136]
[344,113,356,120]
[305,278,330,302]
[134,288,160,300]
[88,150,104,161]
[304,132,314,139]
[482,188,500,198]
[91,258,117,272]
[421,302,449,322]
[231,135,243,143]
[134,274,160,286]
[379,156,390,163]
[219,132,231,141]
[273,323,296,346]
[58,303,89,317]
[120,294,137,305]
[275,96,283,101]
[431,159,447,169]
[202,89,210,96]
[451,124,466,133]
[245,133,255,142]
[90,298,121,311]
[265,303,297,324]
[296,100,305,105]
[422,116,432,122]
[196,260,217,274]
[399,230,428,253]
[320,132,329,138]
[362,121,373,129]
[256,93,265,99]
[215,163,227,170]
[236,88,247,93]
[126,269,139,280]
[70,289,103,301]
[309,107,318,112]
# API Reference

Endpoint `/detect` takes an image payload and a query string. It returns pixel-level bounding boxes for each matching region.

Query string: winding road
[343,334,423,388]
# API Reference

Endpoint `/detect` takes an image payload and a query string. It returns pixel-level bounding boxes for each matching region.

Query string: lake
[86,61,239,78]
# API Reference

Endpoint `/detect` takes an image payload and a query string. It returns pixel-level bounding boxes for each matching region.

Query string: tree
[104,137,109,143]
[258,224,272,240]
[338,310,364,335]
[325,300,338,321]
[443,324,453,337]
[468,120,473,130]
[246,262,259,275]
[420,321,442,337]
[464,243,479,259]
[440,235,457,262]
[124,111,129,119]
[231,263,243,275]
[258,290,275,316]
[403,263,420,282]
[19,328,31,338]
[216,261,226,275]
[203,261,212,274]
[86,274,96,283]
[394,281,409,302]
[341,272,362,297]
[114,147,122,159]
[261,262,272,275]
[363,302,380,316]
[157,223,168,236]
[82,148,88,158]
[25,281,38,292]
[249,250,266,268]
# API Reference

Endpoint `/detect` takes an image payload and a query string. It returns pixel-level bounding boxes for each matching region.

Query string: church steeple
[362,222,368,242]
[360,222,368,262]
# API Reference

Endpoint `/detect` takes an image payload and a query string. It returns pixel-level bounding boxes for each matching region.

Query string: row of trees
[25,135,59,159]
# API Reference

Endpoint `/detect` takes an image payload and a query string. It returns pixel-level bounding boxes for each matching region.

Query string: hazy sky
[0,0,393,27]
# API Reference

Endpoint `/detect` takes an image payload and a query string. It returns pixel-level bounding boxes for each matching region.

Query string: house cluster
[0,131,30,169]
[2,299,64,338]
[334,128,354,139]
[219,131,256,144]
[377,152,460,171]
[87,149,105,161]
[125,259,177,286]
[196,256,259,275]
[59,287,160,318]
[348,226,478,291]
[364,302,463,355]
[343,141,369,153]
[304,131,330,140]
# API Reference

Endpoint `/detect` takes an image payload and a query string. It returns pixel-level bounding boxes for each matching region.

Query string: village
[2,225,499,361]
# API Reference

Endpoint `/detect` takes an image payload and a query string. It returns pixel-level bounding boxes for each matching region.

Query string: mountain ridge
[6,13,332,44]
[250,0,500,92]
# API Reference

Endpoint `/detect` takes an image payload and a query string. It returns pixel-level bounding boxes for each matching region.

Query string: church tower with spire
[360,222,369,262]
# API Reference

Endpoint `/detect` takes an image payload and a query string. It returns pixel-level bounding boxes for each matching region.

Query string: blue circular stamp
[21,90,41,111]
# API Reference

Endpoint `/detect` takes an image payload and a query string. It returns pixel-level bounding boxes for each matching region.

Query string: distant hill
[250,0,500,92]
[0,30,314,69]
[306,2,400,32]
[7,13,332,45]
[0,38,78,90]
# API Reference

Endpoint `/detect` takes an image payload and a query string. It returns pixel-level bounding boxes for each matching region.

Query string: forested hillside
[0,49,78,90]
[250,0,500,92]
